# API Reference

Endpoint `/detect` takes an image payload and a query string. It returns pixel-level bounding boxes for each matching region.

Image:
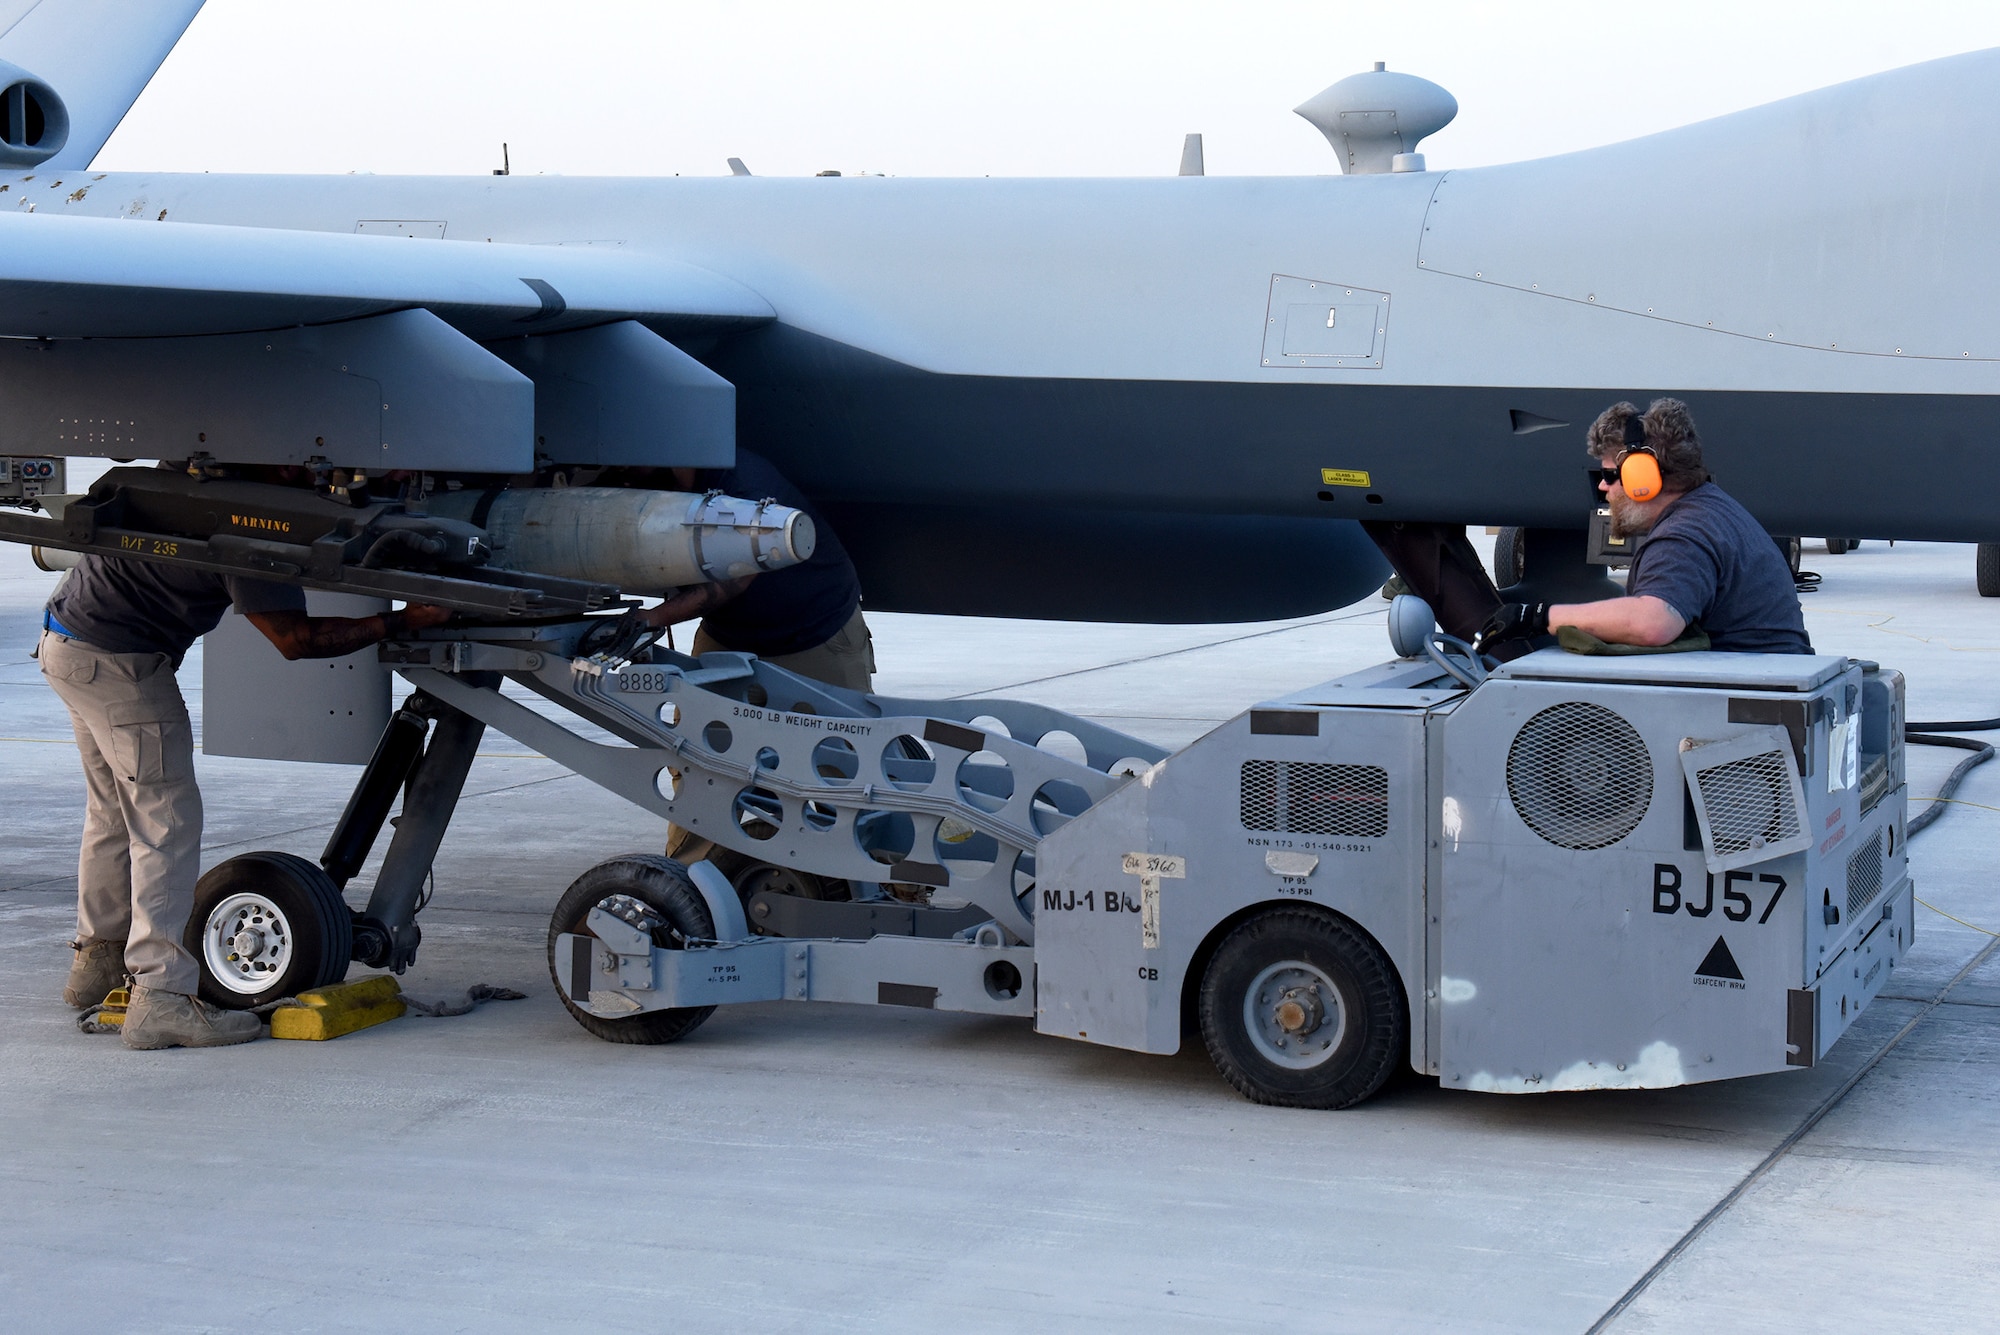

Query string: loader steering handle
[1424,631,1492,690]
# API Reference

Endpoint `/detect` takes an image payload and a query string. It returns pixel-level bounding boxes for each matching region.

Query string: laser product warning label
[1320,468,1371,487]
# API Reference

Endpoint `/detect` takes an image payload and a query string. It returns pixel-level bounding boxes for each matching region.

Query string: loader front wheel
[548,856,716,1045]
[1198,907,1406,1109]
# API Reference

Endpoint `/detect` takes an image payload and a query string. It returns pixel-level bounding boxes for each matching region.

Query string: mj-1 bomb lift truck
[181,604,1910,1110]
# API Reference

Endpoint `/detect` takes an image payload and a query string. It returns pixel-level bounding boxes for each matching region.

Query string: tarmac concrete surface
[2,530,1997,1334]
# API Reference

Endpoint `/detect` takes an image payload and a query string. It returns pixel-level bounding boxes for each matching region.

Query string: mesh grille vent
[1505,702,1654,850]
[1240,761,1388,838]
[1846,829,1885,920]
[1692,751,1803,858]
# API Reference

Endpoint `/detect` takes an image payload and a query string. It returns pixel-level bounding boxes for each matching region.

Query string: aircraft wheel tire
[547,855,717,1045]
[1826,537,1858,555]
[1979,543,2000,597]
[186,852,352,1010]
[1775,534,1803,576]
[1198,907,1407,1110]
[1492,526,1526,589]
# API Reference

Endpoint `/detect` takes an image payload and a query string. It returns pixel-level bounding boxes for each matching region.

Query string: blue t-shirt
[1626,483,1811,654]
[47,555,305,666]
[696,450,861,656]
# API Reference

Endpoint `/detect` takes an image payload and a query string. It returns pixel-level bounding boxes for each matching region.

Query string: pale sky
[90,0,2000,179]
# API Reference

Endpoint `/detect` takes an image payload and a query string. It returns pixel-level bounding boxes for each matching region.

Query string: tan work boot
[121,986,262,1050]
[64,938,128,1009]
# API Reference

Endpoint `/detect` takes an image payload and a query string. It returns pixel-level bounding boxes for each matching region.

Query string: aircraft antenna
[1178,133,1204,176]
[1295,64,1455,174]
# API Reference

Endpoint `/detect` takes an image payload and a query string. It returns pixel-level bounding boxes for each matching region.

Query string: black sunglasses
[1588,463,1623,487]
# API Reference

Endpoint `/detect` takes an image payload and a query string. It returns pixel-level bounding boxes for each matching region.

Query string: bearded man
[1479,398,1811,654]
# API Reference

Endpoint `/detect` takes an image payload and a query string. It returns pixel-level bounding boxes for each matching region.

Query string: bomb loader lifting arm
[188,601,1909,1109]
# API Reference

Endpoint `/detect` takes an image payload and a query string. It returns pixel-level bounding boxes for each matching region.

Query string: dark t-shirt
[1626,483,1812,654]
[696,450,862,656]
[46,554,306,666]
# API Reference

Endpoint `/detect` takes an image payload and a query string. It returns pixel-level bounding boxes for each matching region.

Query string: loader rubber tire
[548,855,716,1045]
[1198,907,1407,1110]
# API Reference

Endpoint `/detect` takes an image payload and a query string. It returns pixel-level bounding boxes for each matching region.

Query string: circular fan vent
[1505,702,1653,850]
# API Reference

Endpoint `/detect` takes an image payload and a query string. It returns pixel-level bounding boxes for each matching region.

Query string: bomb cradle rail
[368,617,1161,957]
[0,466,820,618]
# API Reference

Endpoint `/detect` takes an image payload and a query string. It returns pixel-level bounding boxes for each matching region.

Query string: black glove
[576,610,663,666]
[1474,601,1550,653]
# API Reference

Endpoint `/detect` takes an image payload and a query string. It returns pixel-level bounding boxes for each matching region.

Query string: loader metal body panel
[1435,650,1909,1091]
[1033,679,1438,1060]
[1027,646,1907,1091]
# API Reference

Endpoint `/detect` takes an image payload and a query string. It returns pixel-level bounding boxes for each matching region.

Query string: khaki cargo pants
[690,606,876,694]
[39,631,204,994]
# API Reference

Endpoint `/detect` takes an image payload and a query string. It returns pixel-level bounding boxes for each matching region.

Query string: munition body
[426,487,814,595]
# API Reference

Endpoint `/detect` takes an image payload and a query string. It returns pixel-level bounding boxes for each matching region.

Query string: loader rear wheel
[186,852,352,1010]
[548,856,717,1045]
[1198,907,1406,1110]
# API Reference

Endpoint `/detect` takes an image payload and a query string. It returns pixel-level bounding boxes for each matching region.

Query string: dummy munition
[427,487,815,595]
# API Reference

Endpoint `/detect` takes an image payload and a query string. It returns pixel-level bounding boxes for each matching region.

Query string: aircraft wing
[0,212,772,474]
[0,210,775,339]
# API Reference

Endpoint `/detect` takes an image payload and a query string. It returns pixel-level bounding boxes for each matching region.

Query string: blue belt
[43,608,78,639]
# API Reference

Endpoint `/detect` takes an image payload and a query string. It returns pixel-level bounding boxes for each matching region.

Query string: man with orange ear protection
[1477,398,1811,655]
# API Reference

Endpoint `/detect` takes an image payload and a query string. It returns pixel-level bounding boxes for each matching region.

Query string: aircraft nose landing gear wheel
[547,855,717,1044]
[1198,906,1407,1109]
[185,852,353,1009]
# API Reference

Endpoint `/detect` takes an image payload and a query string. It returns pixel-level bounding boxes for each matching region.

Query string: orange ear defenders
[1615,414,1664,502]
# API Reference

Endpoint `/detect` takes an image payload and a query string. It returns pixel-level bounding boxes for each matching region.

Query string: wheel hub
[1272,985,1326,1037]
[1244,960,1345,1070]
[202,892,296,995]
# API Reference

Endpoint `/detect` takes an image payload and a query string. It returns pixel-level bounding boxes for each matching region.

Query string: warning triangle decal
[1695,936,1744,981]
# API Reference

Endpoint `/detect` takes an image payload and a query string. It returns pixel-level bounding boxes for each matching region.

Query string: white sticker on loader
[1123,852,1184,949]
